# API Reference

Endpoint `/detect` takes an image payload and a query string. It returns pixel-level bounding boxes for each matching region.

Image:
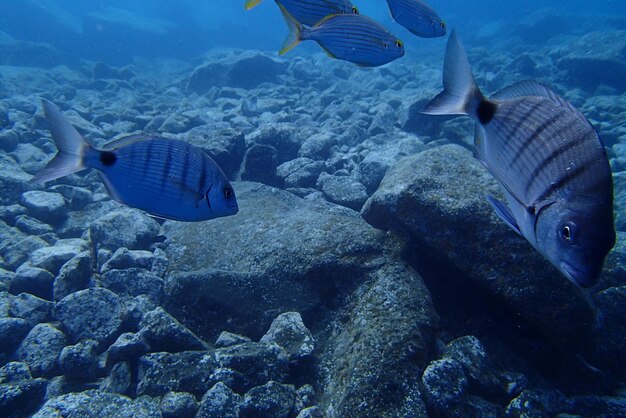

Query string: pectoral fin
[487,195,522,236]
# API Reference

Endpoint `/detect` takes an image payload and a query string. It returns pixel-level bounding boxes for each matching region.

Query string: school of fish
[32,1,616,289]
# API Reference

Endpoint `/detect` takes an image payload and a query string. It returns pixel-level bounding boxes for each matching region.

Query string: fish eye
[440,21,446,29]
[352,6,359,14]
[560,222,577,243]
[223,186,234,199]
[395,40,403,48]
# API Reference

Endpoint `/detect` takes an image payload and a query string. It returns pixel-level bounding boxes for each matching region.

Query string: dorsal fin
[102,133,155,151]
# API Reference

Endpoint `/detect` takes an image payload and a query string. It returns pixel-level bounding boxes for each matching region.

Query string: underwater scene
[0,0,625,416]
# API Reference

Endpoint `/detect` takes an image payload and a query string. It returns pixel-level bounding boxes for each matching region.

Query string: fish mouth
[560,262,599,288]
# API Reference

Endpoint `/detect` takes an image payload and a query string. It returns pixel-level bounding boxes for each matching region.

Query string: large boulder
[361,144,595,347]
[163,182,438,417]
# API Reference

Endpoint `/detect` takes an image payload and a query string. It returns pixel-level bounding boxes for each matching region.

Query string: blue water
[1,1,625,417]
[1,0,625,64]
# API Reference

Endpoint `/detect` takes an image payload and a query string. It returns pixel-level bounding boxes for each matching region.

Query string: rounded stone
[19,191,67,224]
[54,288,122,345]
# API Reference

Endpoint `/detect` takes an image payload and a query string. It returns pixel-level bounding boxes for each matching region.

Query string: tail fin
[278,4,303,55]
[421,30,483,116]
[244,0,262,10]
[31,99,88,184]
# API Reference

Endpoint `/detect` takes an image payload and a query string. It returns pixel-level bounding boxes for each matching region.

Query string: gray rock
[49,184,93,210]
[101,268,163,304]
[444,336,506,399]
[163,182,390,339]
[294,384,316,414]
[54,287,122,345]
[0,317,30,353]
[160,391,197,418]
[107,332,149,365]
[136,351,216,397]
[0,204,27,225]
[56,199,120,239]
[0,362,31,383]
[29,239,89,275]
[296,406,324,418]
[361,144,595,346]
[260,312,314,361]
[197,382,241,418]
[121,295,156,332]
[59,339,100,380]
[138,307,207,352]
[0,227,47,271]
[89,208,161,251]
[0,161,31,206]
[19,191,67,224]
[16,323,66,377]
[101,248,155,273]
[277,157,326,189]
[241,144,281,186]
[299,133,335,160]
[10,143,48,175]
[590,286,626,382]
[0,129,19,152]
[215,342,289,390]
[316,172,368,211]
[34,389,161,418]
[9,265,54,300]
[246,125,301,164]
[0,378,47,418]
[9,293,53,327]
[505,389,571,417]
[207,367,247,394]
[14,214,55,236]
[241,381,295,418]
[99,362,132,395]
[422,358,468,409]
[215,331,252,348]
[44,375,98,401]
[53,251,94,302]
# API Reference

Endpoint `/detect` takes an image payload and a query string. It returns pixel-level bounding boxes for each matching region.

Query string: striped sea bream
[245,0,358,26]
[421,30,615,287]
[32,100,238,222]
[279,7,405,67]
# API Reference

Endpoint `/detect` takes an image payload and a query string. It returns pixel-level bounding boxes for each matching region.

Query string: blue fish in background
[245,0,358,26]
[385,0,446,38]
[421,30,615,287]
[32,100,238,222]
[279,6,405,67]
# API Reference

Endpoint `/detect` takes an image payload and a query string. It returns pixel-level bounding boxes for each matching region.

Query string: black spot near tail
[100,151,117,166]
[477,99,497,125]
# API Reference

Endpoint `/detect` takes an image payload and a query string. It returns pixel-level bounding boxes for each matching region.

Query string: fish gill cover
[0,0,625,417]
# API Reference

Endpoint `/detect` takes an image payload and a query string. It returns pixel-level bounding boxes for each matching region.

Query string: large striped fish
[385,0,445,38]
[421,30,615,287]
[32,100,238,222]
[245,0,358,26]
[279,6,405,67]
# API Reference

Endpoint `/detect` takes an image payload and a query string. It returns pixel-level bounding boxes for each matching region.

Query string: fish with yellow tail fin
[385,0,446,38]
[278,5,404,67]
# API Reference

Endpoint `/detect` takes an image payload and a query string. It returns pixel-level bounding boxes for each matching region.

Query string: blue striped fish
[32,100,238,222]
[245,0,358,26]
[422,30,615,287]
[279,7,404,67]
[385,0,445,38]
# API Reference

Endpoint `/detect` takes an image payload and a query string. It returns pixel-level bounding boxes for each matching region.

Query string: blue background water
[1,0,625,65]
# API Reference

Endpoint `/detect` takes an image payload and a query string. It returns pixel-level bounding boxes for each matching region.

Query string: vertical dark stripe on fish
[160,140,173,190]
[507,101,543,143]
[524,130,588,195]
[533,164,588,204]
[141,140,154,179]
[511,114,559,167]
[198,152,207,200]
[180,142,191,202]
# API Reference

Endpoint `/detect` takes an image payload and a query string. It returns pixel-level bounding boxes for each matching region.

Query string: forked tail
[31,99,89,184]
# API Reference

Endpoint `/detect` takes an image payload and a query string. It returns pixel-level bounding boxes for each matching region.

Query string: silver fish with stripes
[385,0,446,38]
[32,100,238,222]
[279,6,404,67]
[421,30,615,287]
[245,0,358,26]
